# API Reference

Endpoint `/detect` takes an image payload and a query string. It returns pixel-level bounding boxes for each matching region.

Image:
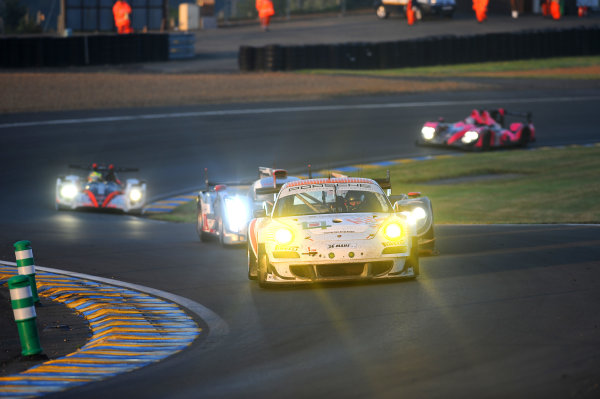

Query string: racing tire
[257,251,271,287]
[479,130,491,151]
[519,129,531,148]
[376,5,389,19]
[406,237,420,278]
[218,219,226,247]
[196,211,210,242]
[248,244,257,280]
[419,224,436,254]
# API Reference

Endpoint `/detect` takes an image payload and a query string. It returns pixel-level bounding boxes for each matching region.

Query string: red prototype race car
[417,109,535,151]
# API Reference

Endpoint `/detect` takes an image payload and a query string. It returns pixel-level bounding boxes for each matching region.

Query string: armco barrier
[239,25,600,72]
[0,33,182,68]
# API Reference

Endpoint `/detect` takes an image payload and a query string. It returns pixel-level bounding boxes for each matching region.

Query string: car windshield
[272,183,391,217]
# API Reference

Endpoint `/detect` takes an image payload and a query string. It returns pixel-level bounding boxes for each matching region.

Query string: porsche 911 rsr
[247,177,419,286]
[417,108,535,151]
[196,166,300,246]
[55,164,146,214]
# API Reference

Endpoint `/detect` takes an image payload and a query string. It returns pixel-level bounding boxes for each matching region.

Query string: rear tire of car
[519,128,531,147]
[257,252,270,287]
[248,244,257,280]
[376,5,389,19]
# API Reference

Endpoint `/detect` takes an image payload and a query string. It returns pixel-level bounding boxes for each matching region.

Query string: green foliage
[1,0,27,33]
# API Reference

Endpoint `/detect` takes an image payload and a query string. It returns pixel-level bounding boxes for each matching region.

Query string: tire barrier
[0,33,178,68]
[14,240,39,304]
[8,274,44,357]
[239,25,600,71]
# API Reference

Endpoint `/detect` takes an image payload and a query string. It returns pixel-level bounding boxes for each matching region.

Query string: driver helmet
[346,191,364,212]
[88,171,102,182]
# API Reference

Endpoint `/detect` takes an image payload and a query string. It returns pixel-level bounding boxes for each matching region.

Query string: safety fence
[0,32,194,68]
[238,25,600,71]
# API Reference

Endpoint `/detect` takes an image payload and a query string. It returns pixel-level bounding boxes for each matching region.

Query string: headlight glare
[129,188,142,202]
[274,228,294,245]
[225,197,249,232]
[60,183,78,199]
[383,223,403,240]
[421,126,436,140]
[461,130,479,144]
[412,207,427,220]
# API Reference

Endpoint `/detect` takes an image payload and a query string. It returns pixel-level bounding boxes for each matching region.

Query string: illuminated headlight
[225,197,249,232]
[60,183,78,199]
[274,228,294,245]
[412,207,427,220]
[383,223,403,241]
[461,130,479,144]
[129,188,143,202]
[421,126,436,140]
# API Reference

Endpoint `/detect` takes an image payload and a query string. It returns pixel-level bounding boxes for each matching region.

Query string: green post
[8,275,43,356]
[14,240,39,303]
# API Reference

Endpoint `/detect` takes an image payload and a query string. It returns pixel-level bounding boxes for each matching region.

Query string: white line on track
[2,96,600,129]
[0,260,229,349]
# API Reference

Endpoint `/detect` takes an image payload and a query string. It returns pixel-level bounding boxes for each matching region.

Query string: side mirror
[253,208,267,218]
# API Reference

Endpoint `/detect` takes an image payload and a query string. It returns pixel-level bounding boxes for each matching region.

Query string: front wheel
[406,237,420,278]
[257,252,271,287]
[376,5,389,19]
[248,244,257,280]
[196,211,210,242]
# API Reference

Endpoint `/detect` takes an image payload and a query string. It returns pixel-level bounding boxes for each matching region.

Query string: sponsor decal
[327,243,357,249]
[302,247,319,256]
[345,216,380,225]
[301,221,331,230]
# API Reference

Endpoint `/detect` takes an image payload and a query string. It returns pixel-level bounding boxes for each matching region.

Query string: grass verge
[147,145,600,225]
[303,56,600,79]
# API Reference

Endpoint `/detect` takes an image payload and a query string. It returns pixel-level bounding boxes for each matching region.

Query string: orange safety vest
[256,0,275,18]
[113,1,132,27]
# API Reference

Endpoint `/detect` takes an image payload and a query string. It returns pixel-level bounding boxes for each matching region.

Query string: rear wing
[258,167,288,179]
[373,170,391,191]
[202,168,252,190]
[255,185,285,196]
[68,164,139,173]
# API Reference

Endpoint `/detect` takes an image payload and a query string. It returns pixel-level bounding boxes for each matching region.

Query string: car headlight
[60,183,78,199]
[412,207,427,220]
[129,188,143,202]
[225,197,249,232]
[421,126,436,140]
[383,222,403,241]
[461,130,479,144]
[274,227,294,245]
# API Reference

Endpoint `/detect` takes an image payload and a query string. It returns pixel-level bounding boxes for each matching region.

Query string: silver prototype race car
[196,167,300,246]
[55,163,146,214]
[247,176,420,286]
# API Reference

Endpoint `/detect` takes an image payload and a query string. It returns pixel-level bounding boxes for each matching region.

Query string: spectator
[510,0,522,18]
[256,0,274,31]
[472,0,488,22]
[113,0,133,34]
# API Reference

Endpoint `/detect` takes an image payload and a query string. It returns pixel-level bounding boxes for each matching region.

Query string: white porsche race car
[247,177,419,286]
